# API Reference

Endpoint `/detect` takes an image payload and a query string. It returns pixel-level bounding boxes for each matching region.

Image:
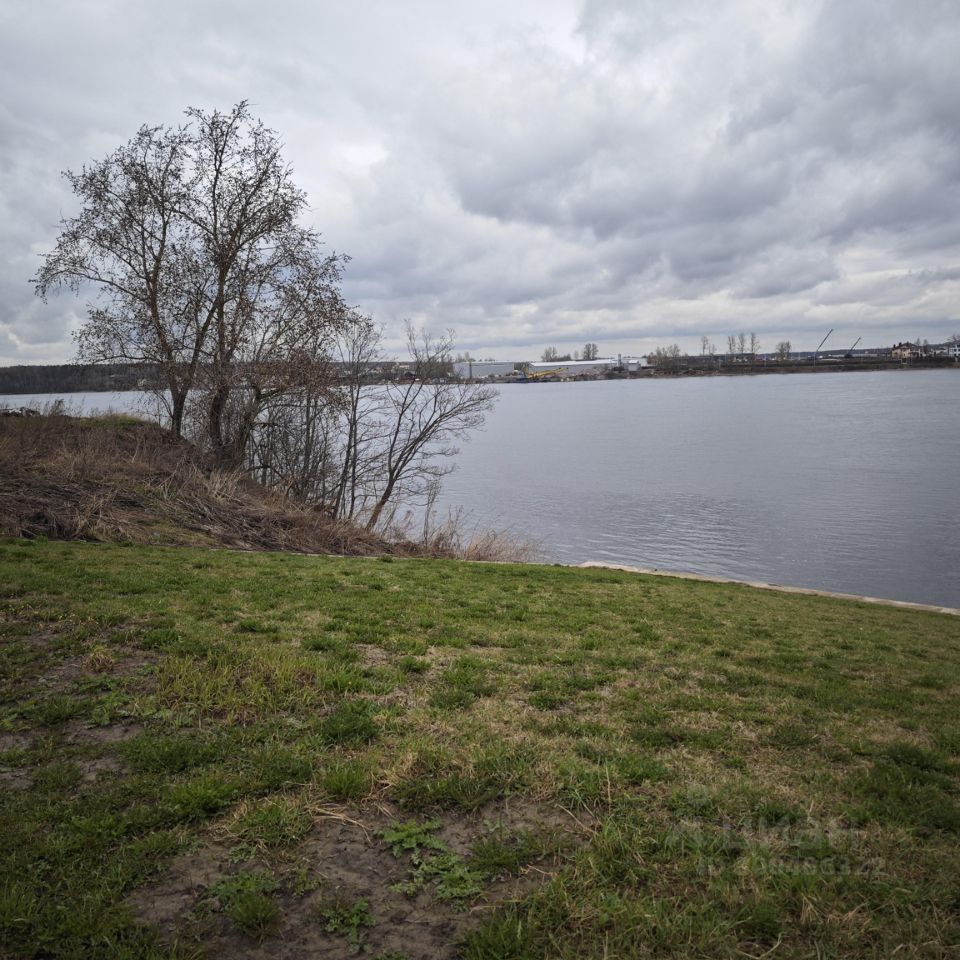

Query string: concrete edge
[576,561,960,617]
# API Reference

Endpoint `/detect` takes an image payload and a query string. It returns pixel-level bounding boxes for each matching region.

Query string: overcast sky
[2,0,959,364]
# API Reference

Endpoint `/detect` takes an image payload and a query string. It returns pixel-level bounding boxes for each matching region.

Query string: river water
[435,370,960,607]
[4,370,958,607]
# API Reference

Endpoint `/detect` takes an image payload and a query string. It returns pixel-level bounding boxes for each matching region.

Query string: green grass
[381,820,486,901]
[207,872,280,940]
[317,892,374,950]
[0,539,959,957]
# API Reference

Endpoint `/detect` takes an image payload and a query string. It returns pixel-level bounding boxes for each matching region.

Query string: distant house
[891,342,919,359]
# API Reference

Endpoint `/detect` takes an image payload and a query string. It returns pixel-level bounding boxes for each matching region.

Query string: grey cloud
[2,0,959,366]
[735,249,841,300]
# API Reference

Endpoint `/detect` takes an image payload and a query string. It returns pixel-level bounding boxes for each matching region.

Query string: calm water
[5,371,959,606]
[435,370,960,607]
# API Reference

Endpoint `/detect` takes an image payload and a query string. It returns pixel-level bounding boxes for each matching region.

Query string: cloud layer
[2,0,959,363]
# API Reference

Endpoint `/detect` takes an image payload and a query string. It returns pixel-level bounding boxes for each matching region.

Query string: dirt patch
[130,798,584,958]
[0,768,31,791]
[360,645,396,670]
[77,755,125,784]
[130,841,238,932]
[99,650,157,696]
[436,796,590,855]
[0,732,33,752]
[41,657,88,688]
[65,721,143,746]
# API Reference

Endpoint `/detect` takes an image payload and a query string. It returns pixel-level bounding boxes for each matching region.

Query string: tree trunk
[207,386,230,465]
[170,392,185,440]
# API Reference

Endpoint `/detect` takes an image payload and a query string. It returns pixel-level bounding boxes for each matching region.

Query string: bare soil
[131,798,585,959]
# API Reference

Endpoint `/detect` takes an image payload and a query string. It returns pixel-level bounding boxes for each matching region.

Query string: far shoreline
[1,357,957,396]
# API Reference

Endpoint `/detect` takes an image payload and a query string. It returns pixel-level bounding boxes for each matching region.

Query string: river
[435,370,960,608]
[4,369,958,607]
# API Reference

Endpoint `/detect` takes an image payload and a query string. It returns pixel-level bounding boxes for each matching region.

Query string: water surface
[435,370,960,607]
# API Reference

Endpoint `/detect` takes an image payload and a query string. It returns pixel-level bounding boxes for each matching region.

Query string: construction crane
[814,329,833,365]
[845,336,861,358]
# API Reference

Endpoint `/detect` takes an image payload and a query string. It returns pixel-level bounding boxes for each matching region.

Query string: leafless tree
[727,335,737,357]
[749,333,761,357]
[246,321,496,530]
[239,314,377,511]
[582,342,599,360]
[327,316,385,521]
[776,340,792,360]
[363,324,496,530]
[737,332,747,356]
[182,104,348,466]
[34,102,348,462]
[649,344,683,368]
[35,122,198,436]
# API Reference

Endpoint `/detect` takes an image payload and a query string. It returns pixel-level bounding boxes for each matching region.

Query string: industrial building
[452,360,518,380]
[526,358,620,379]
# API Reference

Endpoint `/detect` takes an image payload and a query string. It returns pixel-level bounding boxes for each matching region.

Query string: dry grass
[417,514,539,563]
[0,413,528,560]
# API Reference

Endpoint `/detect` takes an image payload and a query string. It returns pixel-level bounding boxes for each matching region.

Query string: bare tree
[34,102,348,460]
[363,325,496,530]
[246,312,376,511]
[582,342,599,360]
[542,346,559,361]
[328,316,386,521]
[183,104,348,466]
[649,344,683,367]
[749,333,761,357]
[727,335,737,357]
[251,321,496,530]
[776,340,792,360]
[35,122,199,436]
[737,332,747,356]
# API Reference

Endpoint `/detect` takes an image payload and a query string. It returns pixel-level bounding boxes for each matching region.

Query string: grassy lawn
[1,539,958,958]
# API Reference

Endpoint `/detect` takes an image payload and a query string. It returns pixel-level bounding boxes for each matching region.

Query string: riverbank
[577,561,960,616]
[0,412,526,562]
[505,356,958,384]
[2,539,958,958]
[2,356,956,395]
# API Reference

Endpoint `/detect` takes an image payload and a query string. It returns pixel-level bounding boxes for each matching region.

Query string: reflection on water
[5,371,959,606]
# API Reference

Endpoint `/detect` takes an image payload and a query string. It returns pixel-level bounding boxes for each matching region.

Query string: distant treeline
[0,363,157,394]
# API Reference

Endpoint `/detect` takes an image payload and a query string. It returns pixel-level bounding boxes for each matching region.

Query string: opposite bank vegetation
[1,428,959,958]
